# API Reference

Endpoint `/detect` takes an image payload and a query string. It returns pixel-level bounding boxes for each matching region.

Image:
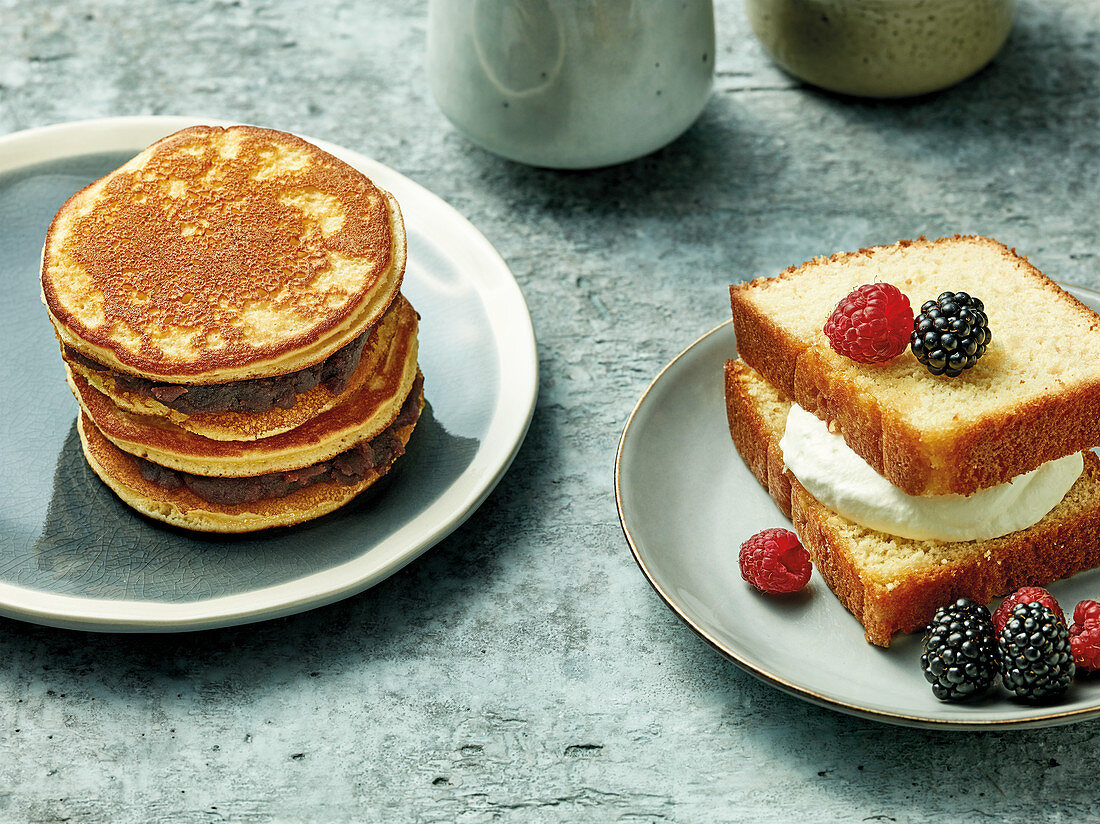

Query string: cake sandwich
[725,235,1100,645]
[41,125,423,532]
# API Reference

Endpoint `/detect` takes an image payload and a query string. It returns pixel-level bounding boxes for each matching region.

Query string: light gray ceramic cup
[428,0,715,169]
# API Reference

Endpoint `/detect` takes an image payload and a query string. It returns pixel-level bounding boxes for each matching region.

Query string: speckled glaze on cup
[746,0,1015,98]
[428,0,715,169]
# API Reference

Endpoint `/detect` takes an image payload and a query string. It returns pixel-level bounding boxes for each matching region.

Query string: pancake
[77,379,424,533]
[68,299,420,476]
[41,124,405,384]
[64,294,417,442]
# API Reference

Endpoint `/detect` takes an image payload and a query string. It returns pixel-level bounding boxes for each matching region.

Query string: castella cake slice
[731,235,1100,496]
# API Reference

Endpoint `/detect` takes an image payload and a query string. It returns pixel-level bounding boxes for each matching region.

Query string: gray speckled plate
[0,117,537,631]
[616,283,1100,730]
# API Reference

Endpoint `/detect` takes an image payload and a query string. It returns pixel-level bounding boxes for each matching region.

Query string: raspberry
[1070,621,1100,672]
[992,587,1064,634]
[824,283,913,364]
[1070,600,1100,673]
[1073,599,1100,626]
[739,528,811,594]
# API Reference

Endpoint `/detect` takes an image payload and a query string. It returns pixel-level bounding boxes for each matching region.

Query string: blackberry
[997,602,1075,702]
[910,291,991,377]
[920,598,997,701]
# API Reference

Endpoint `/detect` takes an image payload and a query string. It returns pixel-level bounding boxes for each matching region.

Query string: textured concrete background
[2,1,1100,821]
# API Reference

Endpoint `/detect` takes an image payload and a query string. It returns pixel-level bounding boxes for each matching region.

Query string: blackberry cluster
[998,602,1075,702]
[910,292,991,377]
[920,598,997,701]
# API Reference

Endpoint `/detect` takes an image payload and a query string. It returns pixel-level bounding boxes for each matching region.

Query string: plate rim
[615,281,1100,730]
[0,115,538,632]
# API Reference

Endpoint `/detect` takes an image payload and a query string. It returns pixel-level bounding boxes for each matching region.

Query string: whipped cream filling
[778,404,1083,541]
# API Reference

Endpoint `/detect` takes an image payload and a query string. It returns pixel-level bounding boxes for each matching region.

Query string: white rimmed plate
[0,116,537,631]
[616,282,1100,729]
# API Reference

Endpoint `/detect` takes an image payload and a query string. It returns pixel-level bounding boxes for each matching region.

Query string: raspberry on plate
[823,282,913,364]
[1073,599,1100,626]
[1070,600,1100,672]
[1070,621,1100,672]
[739,528,812,594]
[992,586,1064,634]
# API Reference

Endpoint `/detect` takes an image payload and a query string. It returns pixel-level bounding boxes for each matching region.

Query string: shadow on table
[766,1,1098,155]
[0,398,550,680]
[458,0,1098,241]
[654,623,1099,819]
[474,101,767,221]
[720,673,1098,818]
[25,401,480,602]
[1,483,505,684]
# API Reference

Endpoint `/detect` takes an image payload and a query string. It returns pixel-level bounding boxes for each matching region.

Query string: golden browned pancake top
[43,125,403,380]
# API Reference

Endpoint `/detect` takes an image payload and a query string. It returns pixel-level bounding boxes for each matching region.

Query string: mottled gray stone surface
[2,1,1100,821]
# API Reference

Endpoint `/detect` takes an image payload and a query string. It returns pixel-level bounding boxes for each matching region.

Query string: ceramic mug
[746,0,1016,98]
[428,0,715,169]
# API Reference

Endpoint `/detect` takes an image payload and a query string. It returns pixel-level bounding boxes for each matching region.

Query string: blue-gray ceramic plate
[0,116,537,631]
[616,283,1100,729]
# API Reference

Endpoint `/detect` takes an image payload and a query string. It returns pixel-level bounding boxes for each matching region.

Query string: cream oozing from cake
[779,403,1083,541]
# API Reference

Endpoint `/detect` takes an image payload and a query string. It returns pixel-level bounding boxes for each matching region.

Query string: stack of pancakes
[40,125,423,532]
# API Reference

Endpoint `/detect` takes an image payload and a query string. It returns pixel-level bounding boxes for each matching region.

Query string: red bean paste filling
[134,374,422,506]
[67,328,369,415]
